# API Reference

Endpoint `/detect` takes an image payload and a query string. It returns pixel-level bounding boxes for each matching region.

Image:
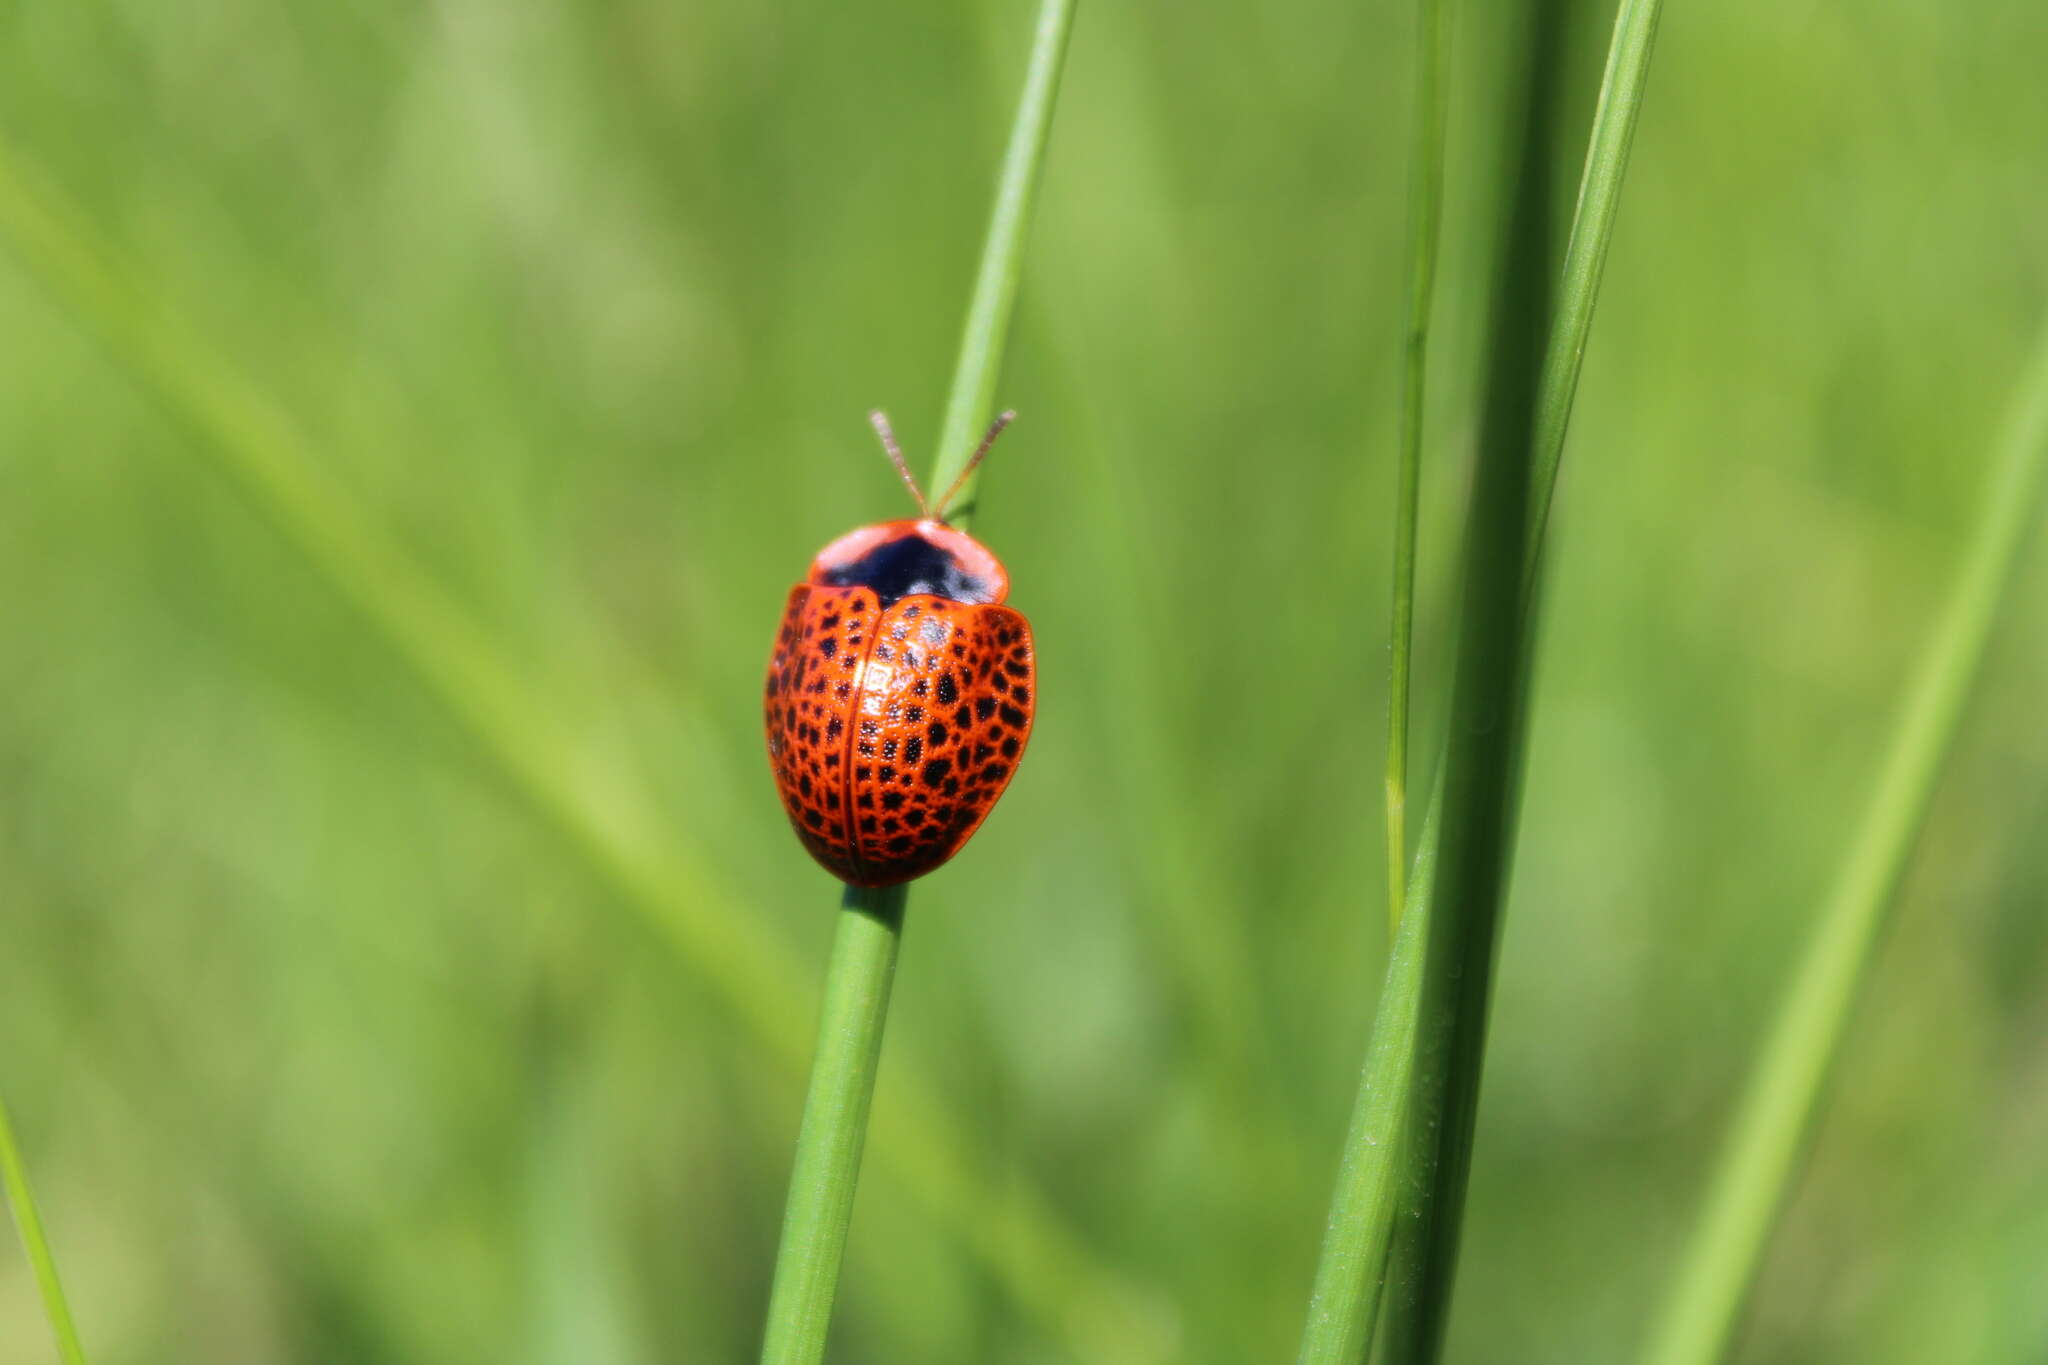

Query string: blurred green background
[4,1,2047,1361]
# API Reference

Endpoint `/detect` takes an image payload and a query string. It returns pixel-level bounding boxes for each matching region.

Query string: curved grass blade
[0,1095,90,1365]
[1299,0,1666,1359]
[760,3,1089,1362]
[1386,0,1449,936]
[1640,327,2048,1365]
[0,89,1154,1360]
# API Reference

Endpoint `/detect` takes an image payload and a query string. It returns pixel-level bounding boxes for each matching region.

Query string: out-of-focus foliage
[2,2,2045,1362]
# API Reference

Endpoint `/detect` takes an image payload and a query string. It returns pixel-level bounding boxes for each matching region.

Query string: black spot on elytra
[819,637,837,659]
[1000,704,1026,728]
[937,673,959,705]
[1001,735,1019,759]
[921,759,952,786]
[881,791,905,812]
[904,737,924,766]
[975,696,996,721]
[904,705,924,724]
[825,716,843,740]
[926,722,949,748]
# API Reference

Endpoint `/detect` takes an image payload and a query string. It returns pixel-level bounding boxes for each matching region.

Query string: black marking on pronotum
[819,535,995,608]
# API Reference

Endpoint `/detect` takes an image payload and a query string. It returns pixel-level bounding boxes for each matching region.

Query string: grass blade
[1386,0,1449,936]
[1298,789,1442,1364]
[0,1094,89,1365]
[1528,0,1668,570]
[1383,4,1665,1357]
[760,887,907,1365]
[761,3,1087,1360]
[928,0,1078,527]
[0,49,1151,1355]
[1300,0,1666,1359]
[1640,327,2048,1365]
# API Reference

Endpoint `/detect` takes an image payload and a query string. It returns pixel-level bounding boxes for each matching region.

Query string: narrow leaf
[1641,327,2048,1365]
[0,1095,89,1365]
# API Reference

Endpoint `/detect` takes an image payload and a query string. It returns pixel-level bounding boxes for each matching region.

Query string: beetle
[764,410,1036,887]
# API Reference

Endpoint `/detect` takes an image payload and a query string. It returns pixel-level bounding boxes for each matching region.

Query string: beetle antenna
[932,410,1017,522]
[869,410,929,519]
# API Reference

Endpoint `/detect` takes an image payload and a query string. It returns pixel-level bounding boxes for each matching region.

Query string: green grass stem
[1301,1,1665,1360]
[760,887,907,1365]
[0,1094,89,1365]
[1298,789,1442,1364]
[1527,0,1667,574]
[928,0,1077,528]
[1386,0,1449,936]
[760,2,1083,1359]
[1384,4,1664,1357]
[1640,326,2048,1365]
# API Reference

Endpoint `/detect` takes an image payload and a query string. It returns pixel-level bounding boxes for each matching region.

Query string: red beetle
[764,411,1036,887]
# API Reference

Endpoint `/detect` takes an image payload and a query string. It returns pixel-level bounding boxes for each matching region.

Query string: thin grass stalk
[760,886,907,1365]
[0,82,1152,1358]
[759,2,1080,1359]
[1386,0,1449,936]
[1370,15,1559,1349]
[1640,327,2048,1365]
[1526,0,1667,574]
[928,0,1078,525]
[0,1095,89,1365]
[1382,4,1664,1358]
[1300,0,1666,1359]
[1298,788,1443,1364]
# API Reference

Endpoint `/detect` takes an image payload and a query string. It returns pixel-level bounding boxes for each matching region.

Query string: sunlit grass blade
[0,92,1154,1360]
[1386,0,1448,936]
[1300,0,1666,1359]
[760,886,907,1365]
[1298,789,1442,1363]
[928,0,1078,526]
[1640,327,2048,1365]
[1527,0,1668,570]
[1383,4,1665,1358]
[760,3,1086,1362]
[0,1094,89,1365]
